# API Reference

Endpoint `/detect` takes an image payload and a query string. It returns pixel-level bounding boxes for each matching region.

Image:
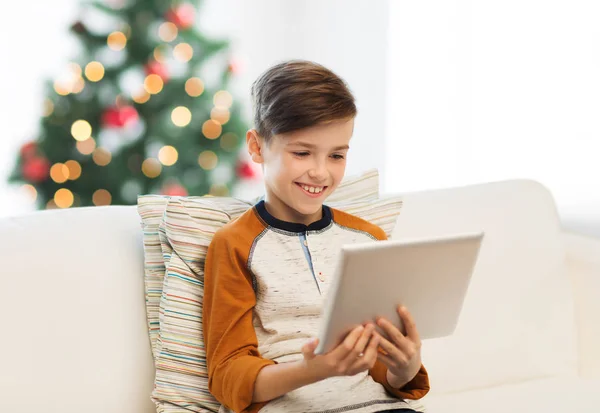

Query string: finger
[397,305,421,343]
[301,338,319,360]
[376,316,412,352]
[343,324,375,363]
[349,332,380,372]
[331,325,365,359]
[377,332,408,365]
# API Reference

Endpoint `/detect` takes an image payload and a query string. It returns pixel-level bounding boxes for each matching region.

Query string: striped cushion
[137,169,380,358]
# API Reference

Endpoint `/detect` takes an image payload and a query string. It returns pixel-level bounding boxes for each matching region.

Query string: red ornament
[161,183,188,197]
[145,60,169,82]
[236,160,259,180]
[165,3,196,29]
[22,156,50,183]
[20,141,38,159]
[228,58,243,75]
[102,105,139,128]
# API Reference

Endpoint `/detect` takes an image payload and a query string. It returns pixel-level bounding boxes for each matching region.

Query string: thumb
[301,338,319,359]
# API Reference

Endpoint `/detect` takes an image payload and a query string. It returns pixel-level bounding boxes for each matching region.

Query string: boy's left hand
[375,305,422,389]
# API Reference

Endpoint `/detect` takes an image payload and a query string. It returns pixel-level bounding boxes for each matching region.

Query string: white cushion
[391,180,577,394]
[423,376,600,412]
[0,206,155,413]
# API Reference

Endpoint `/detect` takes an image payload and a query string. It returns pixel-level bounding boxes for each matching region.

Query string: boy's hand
[375,305,422,389]
[301,324,380,380]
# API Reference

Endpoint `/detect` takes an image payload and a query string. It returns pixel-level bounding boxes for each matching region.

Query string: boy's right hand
[300,324,380,381]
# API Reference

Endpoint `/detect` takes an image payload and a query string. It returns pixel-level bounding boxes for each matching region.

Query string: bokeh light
[93,189,112,206]
[43,99,54,117]
[171,106,192,127]
[93,148,112,166]
[54,188,74,209]
[65,160,82,180]
[85,61,105,82]
[220,132,238,151]
[209,184,229,197]
[50,163,70,184]
[21,184,37,203]
[198,150,218,170]
[185,77,204,97]
[107,31,127,51]
[158,145,178,166]
[173,43,194,62]
[144,74,164,94]
[132,90,151,104]
[142,158,162,178]
[158,22,178,42]
[211,107,230,125]
[213,90,233,109]
[76,137,96,155]
[202,119,222,139]
[71,120,92,141]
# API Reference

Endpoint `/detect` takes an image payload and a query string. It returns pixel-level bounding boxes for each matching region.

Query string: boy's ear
[246,129,264,164]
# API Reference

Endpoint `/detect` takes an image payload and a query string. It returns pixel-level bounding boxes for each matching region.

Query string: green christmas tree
[8,0,257,209]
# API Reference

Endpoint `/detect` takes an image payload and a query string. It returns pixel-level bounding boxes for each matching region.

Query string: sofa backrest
[0,206,155,413]
[390,179,577,395]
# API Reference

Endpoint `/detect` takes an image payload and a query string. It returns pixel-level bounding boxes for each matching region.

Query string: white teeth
[301,184,324,194]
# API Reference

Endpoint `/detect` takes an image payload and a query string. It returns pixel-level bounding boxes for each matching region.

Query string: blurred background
[0,0,598,237]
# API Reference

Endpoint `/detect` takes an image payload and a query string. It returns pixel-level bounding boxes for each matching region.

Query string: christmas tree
[8,0,257,210]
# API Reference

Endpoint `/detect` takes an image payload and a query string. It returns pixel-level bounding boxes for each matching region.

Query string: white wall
[385,0,600,234]
[0,0,390,216]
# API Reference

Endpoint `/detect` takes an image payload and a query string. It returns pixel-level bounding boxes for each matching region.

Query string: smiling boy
[202,60,429,413]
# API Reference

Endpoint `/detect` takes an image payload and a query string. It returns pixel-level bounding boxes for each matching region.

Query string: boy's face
[247,118,353,225]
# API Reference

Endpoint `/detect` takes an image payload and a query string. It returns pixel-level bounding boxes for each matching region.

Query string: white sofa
[0,179,598,413]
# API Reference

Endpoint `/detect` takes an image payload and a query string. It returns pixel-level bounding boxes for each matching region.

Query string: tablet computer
[314,232,484,355]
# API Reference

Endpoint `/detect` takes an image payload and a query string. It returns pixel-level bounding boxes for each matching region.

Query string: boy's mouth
[295,182,327,197]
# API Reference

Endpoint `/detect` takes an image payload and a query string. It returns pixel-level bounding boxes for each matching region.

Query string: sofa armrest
[564,230,600,379]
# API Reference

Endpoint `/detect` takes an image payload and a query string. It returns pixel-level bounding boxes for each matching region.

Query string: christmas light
[171,106,192,127]
[142,158,162,178]
[107,31,127,51]
[46,200,57,209]
[71,77,85,94]
[198,150,218,170]
[185,77,204,97]
[65,160,82,180]
[93,189,112,206]
[158,145,178,166]
[211,107,230,125]
[50,163,70,184]
[76,137,96,155]
[43,99,54,117]
[132,90,151,104]
[21,184,37,203]
[173,43,193,62]
[69,63,82,78]
[93,148,112,166]
[220,132,238,151]
[144,74,164,94]
[85,61,105,82]
[158,22,178,42]
[202,119,222,139]
[54,80,70,96]
[153,46,169,63]
[54,188,74,209]
[71,120,92,141]
[214,90,233,109]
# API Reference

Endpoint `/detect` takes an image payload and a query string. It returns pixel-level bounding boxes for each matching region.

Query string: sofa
[0,179,598,412]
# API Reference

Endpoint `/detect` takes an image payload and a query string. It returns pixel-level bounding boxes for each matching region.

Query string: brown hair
[250,60,357,143]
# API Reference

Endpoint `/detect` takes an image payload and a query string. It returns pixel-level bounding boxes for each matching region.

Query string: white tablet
[314,232,484,355]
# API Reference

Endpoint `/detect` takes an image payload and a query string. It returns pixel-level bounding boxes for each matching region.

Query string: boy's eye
[293,152,310,157]
[331,154,345,160]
